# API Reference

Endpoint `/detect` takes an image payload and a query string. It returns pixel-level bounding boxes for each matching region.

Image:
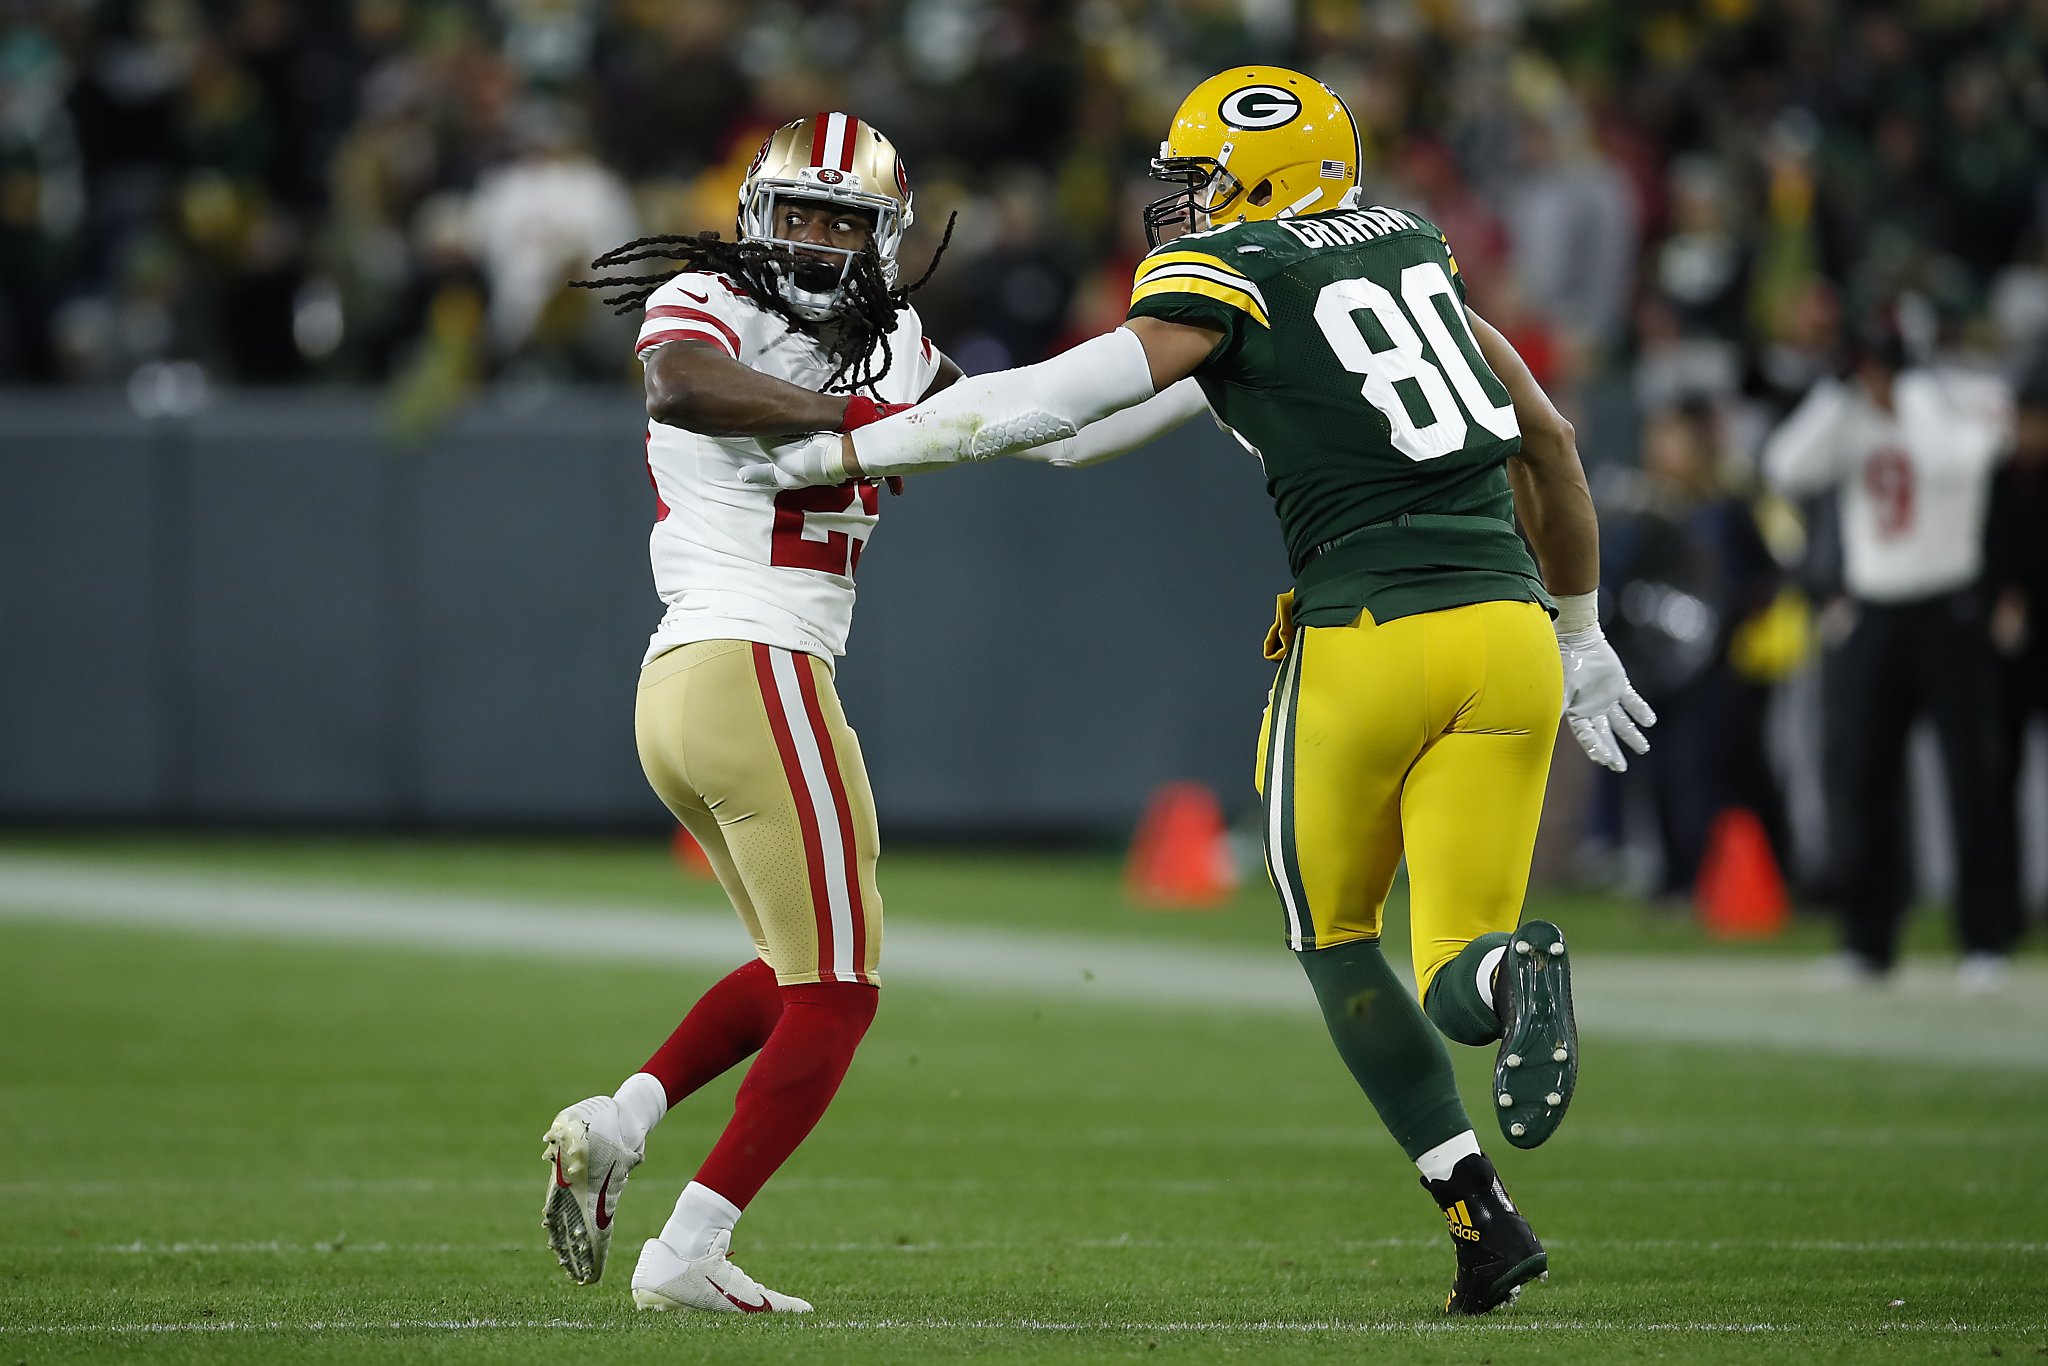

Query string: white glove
[738,433,851,490]
[1554,594,1656,771]
[1558,628,1655,771]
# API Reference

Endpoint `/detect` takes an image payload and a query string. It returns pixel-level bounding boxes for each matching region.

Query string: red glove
[839,396,914,494]
[840,396,914,430]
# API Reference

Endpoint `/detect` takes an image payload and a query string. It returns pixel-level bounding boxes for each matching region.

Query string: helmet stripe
[821,112,849,172]
[839,115,860,171]
[809,115,830,167]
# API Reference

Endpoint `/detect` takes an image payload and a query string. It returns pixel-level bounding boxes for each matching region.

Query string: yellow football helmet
[1144,66,1360,247]
[738,112,915,318]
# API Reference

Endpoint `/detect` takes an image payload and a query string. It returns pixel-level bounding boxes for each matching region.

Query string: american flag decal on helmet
[1320,159,1348,178]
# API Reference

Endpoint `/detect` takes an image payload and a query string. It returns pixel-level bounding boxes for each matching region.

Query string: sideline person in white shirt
[1763,329,2020,985]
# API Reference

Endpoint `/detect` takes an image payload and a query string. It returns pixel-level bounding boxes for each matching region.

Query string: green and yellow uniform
[1127,207,1564,996]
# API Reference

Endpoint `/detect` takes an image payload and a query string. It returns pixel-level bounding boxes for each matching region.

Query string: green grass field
[1,834,2043,1363]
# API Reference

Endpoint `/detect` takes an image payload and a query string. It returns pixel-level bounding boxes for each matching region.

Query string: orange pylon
[1694,807,1790,939]
[671,825,716,880]
[1125,782,1237,908]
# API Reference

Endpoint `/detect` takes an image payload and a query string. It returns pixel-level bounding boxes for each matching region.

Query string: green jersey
[1125,206,1550,627]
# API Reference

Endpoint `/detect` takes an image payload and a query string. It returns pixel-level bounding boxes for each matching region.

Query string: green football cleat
[1424,1152,1547,1315]
[1492,920,1577,1149]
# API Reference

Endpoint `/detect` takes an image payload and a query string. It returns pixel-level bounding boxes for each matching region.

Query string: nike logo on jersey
[593,1165,616,1229]
[705,1275,771,1312]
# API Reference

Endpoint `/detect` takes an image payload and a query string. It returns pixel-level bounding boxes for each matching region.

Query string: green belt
[1303,512,1516,566]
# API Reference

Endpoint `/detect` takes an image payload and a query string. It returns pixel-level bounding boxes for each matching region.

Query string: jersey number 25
[771,484,879,576]
[1313,261,1519,463]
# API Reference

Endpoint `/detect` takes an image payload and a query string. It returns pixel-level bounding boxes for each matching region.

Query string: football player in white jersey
[539,111,1222,1314]
[535,113,958,1315]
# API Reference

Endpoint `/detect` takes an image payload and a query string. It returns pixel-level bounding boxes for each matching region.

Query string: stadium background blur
[5,3,2048,1357]
[5,0,2046,916]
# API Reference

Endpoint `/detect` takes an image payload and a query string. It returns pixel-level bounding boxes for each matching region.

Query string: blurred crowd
[0,0,2041,393]
[3,0,2046,948]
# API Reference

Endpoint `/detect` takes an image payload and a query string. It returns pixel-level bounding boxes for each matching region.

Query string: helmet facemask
[1143,144,1248,248]
[738,180,906,321]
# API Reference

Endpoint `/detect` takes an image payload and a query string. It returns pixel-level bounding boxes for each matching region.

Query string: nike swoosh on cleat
[705,1276,771,1312]
[551,1150,570,1190]
[593,1165,616,1230]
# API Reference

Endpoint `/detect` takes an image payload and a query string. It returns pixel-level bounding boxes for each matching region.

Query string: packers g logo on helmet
[1219,85,1302,131]
[1144,66,1360,247]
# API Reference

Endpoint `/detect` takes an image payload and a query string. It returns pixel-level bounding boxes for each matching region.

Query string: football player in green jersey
[742,65,1654,1316]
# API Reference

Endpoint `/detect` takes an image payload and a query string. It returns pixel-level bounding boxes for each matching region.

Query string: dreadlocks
[570,214,956,395]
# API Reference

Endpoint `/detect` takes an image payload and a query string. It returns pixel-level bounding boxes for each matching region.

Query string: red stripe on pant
[752,644,837,981]
[790,650,868,985]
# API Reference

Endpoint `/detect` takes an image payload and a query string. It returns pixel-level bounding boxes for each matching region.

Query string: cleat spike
[1548,941,1564,956]
[1509,1122,1526,1137]
[1553,1047,1569,1062]
[1514,940,1532,955]
[1505,1053,1522,1068]
[1545,1091,1563,1106]
[1497,1092,1514,1107]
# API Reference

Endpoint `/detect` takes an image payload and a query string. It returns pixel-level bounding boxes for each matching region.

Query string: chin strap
[1277,187,1327,218]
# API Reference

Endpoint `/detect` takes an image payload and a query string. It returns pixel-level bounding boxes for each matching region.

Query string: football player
[741,69,1655,1316]
[532,113,944,1315]
[540,112,1189,1314]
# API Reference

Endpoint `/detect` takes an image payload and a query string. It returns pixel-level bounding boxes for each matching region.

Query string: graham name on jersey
[1273,206,1428,251]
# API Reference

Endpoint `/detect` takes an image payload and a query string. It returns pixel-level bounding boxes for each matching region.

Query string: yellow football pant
[1255,598,1563,999]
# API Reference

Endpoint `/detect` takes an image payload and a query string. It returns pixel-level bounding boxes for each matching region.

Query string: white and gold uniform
[633,269,943,987]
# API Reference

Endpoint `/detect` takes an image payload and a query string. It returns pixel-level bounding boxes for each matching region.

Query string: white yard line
[0,1316,2030,1337]
[31,1235,2040,1257]
[2,855,2045,1068]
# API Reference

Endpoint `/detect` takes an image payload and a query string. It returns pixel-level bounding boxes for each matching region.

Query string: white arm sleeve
[847,327,1158,478]
[1762,380,1852,497]
[1010,378,1209,468]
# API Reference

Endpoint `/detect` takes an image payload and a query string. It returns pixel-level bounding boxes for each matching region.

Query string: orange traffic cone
[1125,782,1237,909]
[1694,807,1789,939]
[671,824,716,880]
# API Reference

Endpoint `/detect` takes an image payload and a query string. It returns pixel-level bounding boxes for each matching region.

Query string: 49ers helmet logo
[815,167,844,184]
[1219,84,1302,130]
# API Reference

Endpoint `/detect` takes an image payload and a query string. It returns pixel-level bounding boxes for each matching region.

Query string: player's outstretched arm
[1468,308,1655,772]
[1011,378,1211,469]
[644,339,855,437]
[738,320,1223,488]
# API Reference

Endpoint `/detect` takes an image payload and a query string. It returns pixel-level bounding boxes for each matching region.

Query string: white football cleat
[540,1096,642,1285]
[630,1229,814,1314]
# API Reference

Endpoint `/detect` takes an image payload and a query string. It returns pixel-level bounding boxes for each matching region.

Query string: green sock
[1297,937,1473,1161]
[1423,932,1514,1046]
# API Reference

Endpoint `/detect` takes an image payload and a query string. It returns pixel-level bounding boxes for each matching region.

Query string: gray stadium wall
[0,387,1289,836]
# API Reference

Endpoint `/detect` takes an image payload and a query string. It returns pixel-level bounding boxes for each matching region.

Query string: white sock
[661,1181,743,1260]
[1476,944,1508,1015]
[1415,1130,1482,1183]
[612,1072,668,1153]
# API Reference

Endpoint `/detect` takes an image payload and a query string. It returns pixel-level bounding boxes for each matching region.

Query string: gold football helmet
[738,112,915,319]
[1145,66,1360,246]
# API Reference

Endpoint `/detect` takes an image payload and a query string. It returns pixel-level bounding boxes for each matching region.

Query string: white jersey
[634,271,943,664]
[1762,370,2013,603]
